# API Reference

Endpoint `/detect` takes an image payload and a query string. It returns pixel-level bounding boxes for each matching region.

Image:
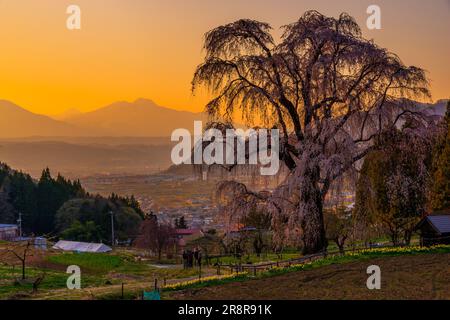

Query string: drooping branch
[193,10,431,252]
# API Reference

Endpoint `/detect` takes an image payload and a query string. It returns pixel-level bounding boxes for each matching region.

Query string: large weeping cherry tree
[192,11,431,254]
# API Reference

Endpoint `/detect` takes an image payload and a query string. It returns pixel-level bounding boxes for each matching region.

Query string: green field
[47,253,124,273]
[0,266,104,299]
[0,249,211,300]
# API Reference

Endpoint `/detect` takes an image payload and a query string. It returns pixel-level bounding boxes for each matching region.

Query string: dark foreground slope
[168,253,450,300]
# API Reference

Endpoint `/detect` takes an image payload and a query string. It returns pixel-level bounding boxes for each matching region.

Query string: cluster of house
[172,228,203,247]
[0,224,47,249]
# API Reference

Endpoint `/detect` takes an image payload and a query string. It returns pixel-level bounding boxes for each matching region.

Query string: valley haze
[0,98,207,138]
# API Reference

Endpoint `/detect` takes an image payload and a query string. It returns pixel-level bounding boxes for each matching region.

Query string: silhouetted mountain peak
[0,100,32,114]
[0,100,91,138]
[134,98,157,105]
[62,98,207,137]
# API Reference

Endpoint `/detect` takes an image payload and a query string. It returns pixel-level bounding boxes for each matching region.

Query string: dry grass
[167,253,450,300]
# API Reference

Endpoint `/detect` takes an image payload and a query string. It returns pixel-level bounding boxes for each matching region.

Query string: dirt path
[32,271,217,300]
[168,253,450,300]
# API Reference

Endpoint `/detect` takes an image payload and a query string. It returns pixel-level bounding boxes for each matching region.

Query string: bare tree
[135,217,174,261]
[193,11,430,254]
[324,206,352,254]
[1,239,33,280]
[32,272,46,293]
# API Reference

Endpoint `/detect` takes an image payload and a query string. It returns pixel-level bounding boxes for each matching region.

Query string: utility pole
[110,211,115,247]
[17,212,22,238]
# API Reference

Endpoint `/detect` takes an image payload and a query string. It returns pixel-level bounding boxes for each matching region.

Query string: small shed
[415,212,450,246]
[53,240,112,253]
[0,224,18,241]
[172,229,203,250]
[13,237,47,250]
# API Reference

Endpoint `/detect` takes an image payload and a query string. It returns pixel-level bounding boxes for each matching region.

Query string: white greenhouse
[52,240,112,253]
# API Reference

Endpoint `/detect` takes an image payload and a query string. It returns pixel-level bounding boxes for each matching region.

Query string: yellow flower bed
[345,244,450,257]
[163,272,248,291]
[266,245,450,273]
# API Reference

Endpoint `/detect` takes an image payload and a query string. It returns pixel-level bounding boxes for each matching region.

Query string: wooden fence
[215,243,395,276]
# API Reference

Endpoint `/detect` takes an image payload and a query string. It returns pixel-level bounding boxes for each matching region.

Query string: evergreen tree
[175,216,188,229]
[355,127,433,245]
[9,171,38,233]
[35,168,88,235]
[0,163,141,239]
[56,198,142,243]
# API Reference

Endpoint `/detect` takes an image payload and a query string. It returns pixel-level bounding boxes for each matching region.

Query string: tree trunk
[254,232,264,257]
[301,201,327,254]
[404,230,412,246]
[299,166,328,255]
[390,229,399,246]
[21,259,26,280]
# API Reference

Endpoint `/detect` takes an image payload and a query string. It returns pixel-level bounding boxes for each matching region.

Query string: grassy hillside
[0,246,207,300]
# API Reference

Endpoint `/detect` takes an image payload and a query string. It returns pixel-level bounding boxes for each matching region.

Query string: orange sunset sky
[0,0,449,115]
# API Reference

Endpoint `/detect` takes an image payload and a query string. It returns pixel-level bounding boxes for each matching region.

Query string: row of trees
[0,166,85,234]
[56,196,143,243]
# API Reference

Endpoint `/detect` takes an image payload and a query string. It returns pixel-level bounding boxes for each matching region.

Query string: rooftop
[0,224,18,228]
[417,212,450,235]
[53,240,112,253]
[173,229,202,236]
[427,215,450,234]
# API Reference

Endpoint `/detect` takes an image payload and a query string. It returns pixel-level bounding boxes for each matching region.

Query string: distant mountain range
[0,100,87,138]
[417,99,449,117]
[63,98,208,137]
[0,98,447,139]
[0,98,207,138]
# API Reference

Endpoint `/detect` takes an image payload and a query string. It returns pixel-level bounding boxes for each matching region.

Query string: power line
[110,211,115,247]
[17,212,22,238]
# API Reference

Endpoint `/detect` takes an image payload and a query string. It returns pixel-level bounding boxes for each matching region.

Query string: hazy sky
[0,0,448,115]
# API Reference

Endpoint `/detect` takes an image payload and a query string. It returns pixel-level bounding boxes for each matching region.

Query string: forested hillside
[0,163,143,242]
